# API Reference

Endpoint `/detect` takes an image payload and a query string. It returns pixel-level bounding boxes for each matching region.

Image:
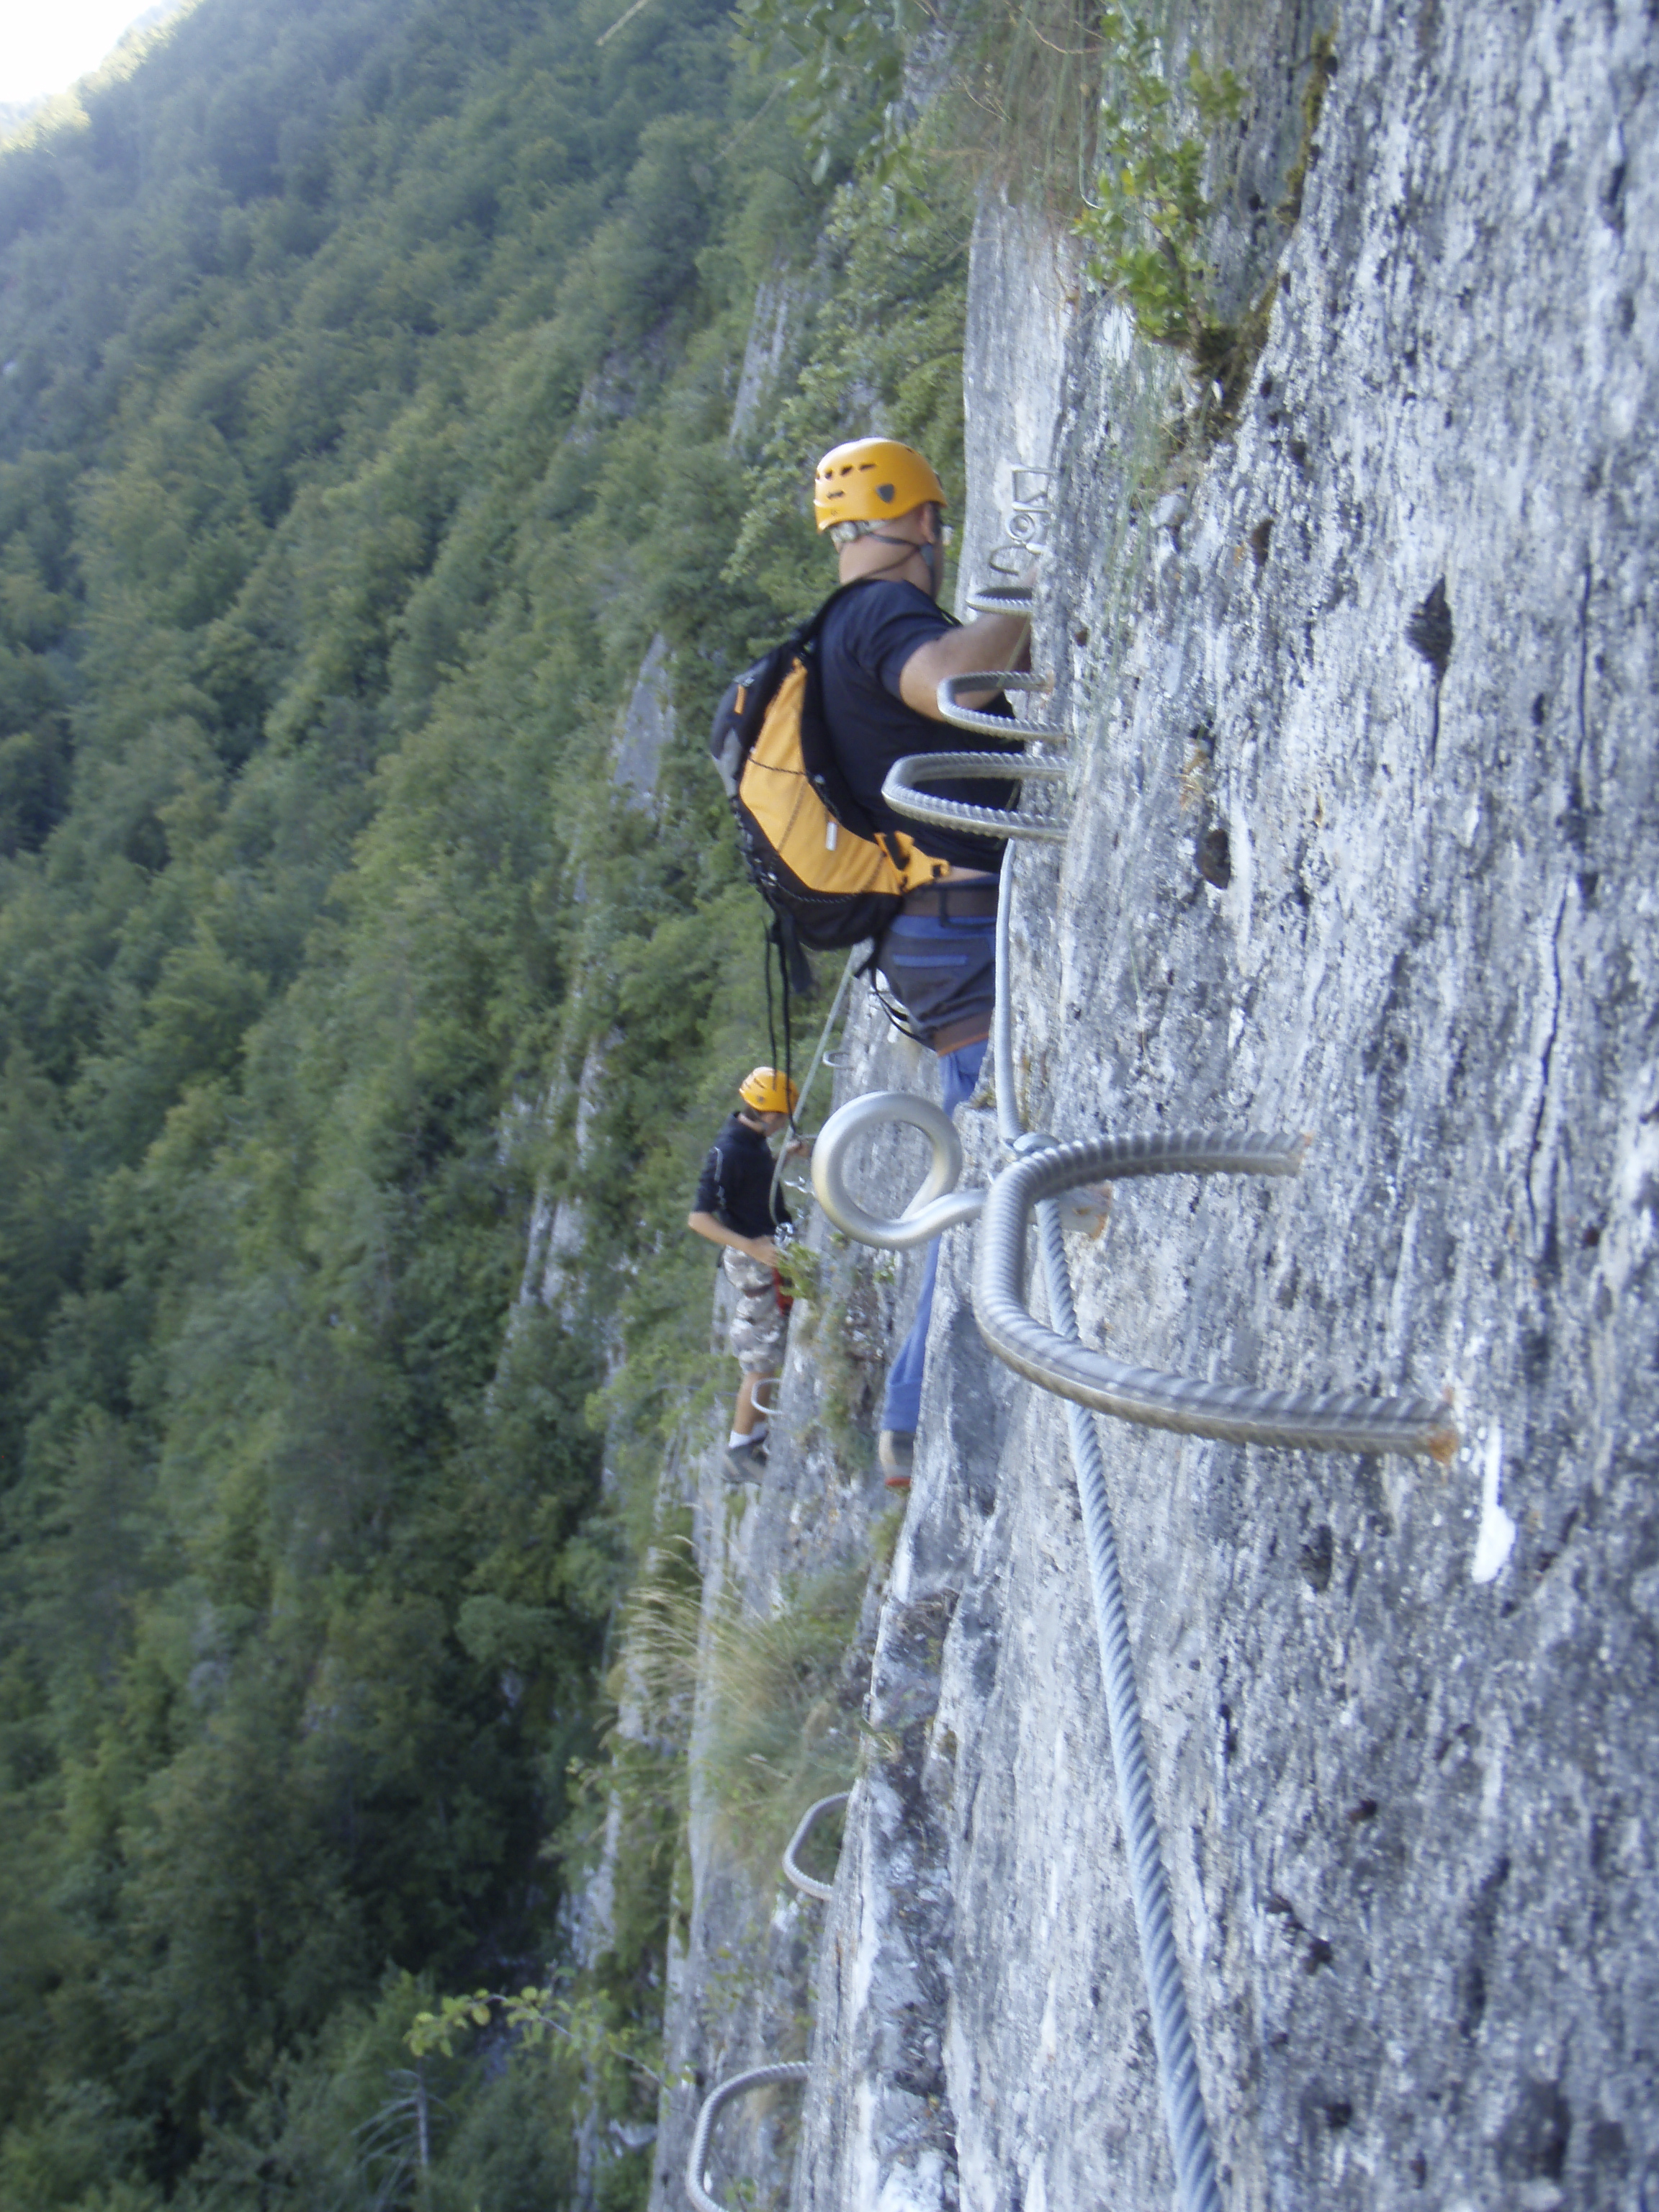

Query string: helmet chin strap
[860,530,937,588]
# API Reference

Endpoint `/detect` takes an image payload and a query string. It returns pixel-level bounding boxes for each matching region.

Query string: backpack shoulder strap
[798,578,953,842]
[794,586,882,838]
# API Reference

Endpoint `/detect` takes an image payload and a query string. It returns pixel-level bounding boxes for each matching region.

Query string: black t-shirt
[817,580,1020,874]
[693,1115,790,1241]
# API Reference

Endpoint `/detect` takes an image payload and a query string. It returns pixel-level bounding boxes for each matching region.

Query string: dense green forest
[0,0,974,2200]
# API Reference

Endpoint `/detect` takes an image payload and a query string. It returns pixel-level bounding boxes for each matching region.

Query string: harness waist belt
[899,879,1000,919]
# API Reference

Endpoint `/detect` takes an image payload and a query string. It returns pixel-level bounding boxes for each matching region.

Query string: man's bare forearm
[688,1210,776,1263]
[898,598,1035,719]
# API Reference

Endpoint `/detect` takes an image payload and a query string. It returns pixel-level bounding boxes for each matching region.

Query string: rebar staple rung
[973,1133,1457,1457]
[684,2063,811,2212]
[966,583,1035,617]
[883,752,1066,844]
[937,670,1068,743]
[781,1790,849,1902]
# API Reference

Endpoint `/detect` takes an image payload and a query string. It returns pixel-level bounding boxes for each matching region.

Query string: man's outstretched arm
[897,588,1035,719]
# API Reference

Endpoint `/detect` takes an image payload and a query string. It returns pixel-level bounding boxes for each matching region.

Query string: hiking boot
[877,1429,914,1489]
[724,1434,768,1483]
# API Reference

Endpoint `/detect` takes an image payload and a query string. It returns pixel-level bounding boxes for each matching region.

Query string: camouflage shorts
[722,1247,786,1373]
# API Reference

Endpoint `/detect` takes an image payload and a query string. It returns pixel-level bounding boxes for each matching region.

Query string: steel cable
[989,860,1226,2210]
[1033,1195,1222,2211]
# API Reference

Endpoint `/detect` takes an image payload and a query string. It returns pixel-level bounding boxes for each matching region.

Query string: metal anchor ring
[810,1092,986,1249]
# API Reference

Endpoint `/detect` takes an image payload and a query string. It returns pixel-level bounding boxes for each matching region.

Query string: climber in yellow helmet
[687,1066,806,1481]
[811,436,1035,1486]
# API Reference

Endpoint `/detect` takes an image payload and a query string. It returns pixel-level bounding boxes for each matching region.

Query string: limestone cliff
[660,3,1656,2206]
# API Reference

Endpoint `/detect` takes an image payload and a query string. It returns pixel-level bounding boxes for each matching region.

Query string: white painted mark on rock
[1470,1421,1516,1583]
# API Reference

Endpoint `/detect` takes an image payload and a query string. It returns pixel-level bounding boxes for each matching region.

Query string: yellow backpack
[709,587,951,950]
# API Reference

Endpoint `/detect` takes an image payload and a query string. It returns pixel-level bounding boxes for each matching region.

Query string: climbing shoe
[724,1435,768,1483]
[877,1429,914,1488]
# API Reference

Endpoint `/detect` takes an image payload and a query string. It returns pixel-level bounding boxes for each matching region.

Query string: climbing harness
[684,2062,811,2212]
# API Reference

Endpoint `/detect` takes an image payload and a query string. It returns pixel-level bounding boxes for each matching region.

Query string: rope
[763,920,778,1076]
[684,2062,811,2212]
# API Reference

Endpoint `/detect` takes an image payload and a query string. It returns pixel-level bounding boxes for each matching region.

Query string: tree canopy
[0,0,968,2200]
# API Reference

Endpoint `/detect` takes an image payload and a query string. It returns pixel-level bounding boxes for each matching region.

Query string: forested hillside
[0,0,971,2199]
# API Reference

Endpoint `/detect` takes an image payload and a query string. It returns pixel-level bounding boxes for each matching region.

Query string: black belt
[898,878,1000,919]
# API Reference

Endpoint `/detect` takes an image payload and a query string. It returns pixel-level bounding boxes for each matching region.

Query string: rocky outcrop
[729,275,811,451]
[615,633,675,804]
[788,4,1658,2210]
[656,5,1655,2207]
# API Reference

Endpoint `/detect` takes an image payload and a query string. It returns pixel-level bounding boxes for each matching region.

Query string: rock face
[644,1013,952,2212]
[787,4,1658,2210]
[664,4,1656,2208]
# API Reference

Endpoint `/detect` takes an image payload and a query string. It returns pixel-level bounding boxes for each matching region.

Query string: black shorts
[874,902,997,1053]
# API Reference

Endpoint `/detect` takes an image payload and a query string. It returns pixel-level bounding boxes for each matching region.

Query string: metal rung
[883,752,1067,845]
[966,583,1035,618]
[986,539,1049,575]
[974,1131,1460,1458]
[781,1790,849,1901]
[937,671,1067,743]
[685,2063,811,2212]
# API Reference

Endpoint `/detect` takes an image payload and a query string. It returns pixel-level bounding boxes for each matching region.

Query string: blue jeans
[879,1038,987,1435]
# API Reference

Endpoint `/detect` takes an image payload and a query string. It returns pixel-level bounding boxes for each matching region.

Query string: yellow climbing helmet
[738,1066,799,1115]
[813,437,947,531]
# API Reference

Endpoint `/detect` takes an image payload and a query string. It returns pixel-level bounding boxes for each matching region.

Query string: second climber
[687,1066,805,1482]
